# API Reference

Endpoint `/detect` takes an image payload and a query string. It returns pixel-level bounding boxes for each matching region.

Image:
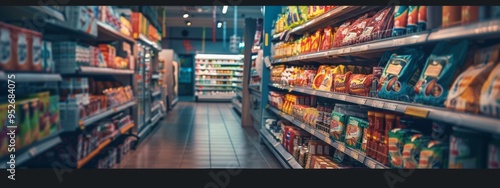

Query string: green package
[418,140,448,169]
[16,100,32,148]
[330,111,346,141]
[28,99,40,142]
[388,128,421,168]
[345,117,368,150]
[402,134,430,168]
[49,95,61,134]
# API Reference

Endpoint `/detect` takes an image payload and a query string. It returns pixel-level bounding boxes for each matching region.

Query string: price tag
[300,124,306,129]
[311,90,317,95]
[274,142,281,147]
[298,88,305,93]
[366,160,377,169]
[337,143,346,152]
[384,103,398,111]
[404,106,430,118]
[393,38,405,46]
[350,151,359,160]
[264,56,272,68]
[405,36,419,44]
[324,137,332,145]
[29,147,37,156]
[343,48,351,54]
[325,93,333,98]
[310,129,316,135]
[113,107,118,112]
[359,45,369,51]
[372,101,385,108]
[338,95,347,101]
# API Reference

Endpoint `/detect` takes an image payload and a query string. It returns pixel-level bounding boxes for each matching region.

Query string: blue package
[413,40,469,107]
[378,48,425,102]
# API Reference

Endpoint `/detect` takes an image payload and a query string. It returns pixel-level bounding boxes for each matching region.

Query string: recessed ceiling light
[183,13,189,18]
[186,21,191,26]
[217,21,222,28]
[222,6,228,14]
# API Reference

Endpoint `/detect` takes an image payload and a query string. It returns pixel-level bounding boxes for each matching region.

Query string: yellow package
[445,46,499,113]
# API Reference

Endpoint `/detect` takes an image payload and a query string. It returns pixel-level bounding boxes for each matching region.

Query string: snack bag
[418,140,449,169]
[342,14,370,46]
[402,134,430,169]
[378,48,426,102]
[359,7,393,42]
[330,111,346,141]
[388,128,421,168]
[317,67,335,91]
[320,27,334,51]
[310,29,322,52]
[445,45,499,113]
[29,92,51,140]
[349,74,374,96]
[480,63,500,117]
[333,20,353,47]
[334,71,352,94]
[303,33,311,53]
[392,6,409,36]
[345,117,368,150]
[288,6,301,28]
[299,6,309,24]
[414,41,469,107]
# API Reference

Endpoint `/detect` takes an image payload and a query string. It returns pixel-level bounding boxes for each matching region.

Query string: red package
[349,74,374,96]
[359,7,393,43]
[320,27,334,51]
[333,20,352,48]
[333,71,353,93]
[342,14,370,46]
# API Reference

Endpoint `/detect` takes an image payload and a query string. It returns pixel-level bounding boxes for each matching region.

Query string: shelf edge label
[404,106,429,118]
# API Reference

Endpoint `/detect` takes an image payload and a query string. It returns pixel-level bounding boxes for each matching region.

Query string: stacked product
[131,12,161,43]
[0,92,61,157]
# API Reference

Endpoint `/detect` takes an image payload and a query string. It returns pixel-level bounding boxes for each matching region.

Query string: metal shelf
[97,21,135,44]
[273,18,500,64]
[196,84,237,87]
[138,112,163,138]
[195,73,243,76]
[81,101,136,128]
[267,106,388,169]
[195,67,244,71]
[0,6,65,23]
[0,71,62,82]
[197,62,244,66]
[172,97,179,107]
[195,78,243,82]
[269,83,500,135]
[0,131,62,169]
[260,128,303,169]
[197,95,235,101]
[137,34,161,51]
[232,98,242,114]
[195,88,235,91]
[152,74,160,79]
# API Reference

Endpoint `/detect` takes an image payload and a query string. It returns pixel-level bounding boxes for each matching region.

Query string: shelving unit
[260,128,303,169]
[259,5,500,169]
[194,54,244,102]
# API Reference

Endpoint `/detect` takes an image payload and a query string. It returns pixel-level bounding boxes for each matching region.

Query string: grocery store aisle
[117,100,281,168]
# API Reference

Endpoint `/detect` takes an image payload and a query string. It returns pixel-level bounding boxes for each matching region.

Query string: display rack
[194,54,244,102]
[260,128,303,169]
[260,6,500,169]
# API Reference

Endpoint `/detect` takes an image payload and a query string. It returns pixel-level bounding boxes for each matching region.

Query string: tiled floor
[117,98,281,169]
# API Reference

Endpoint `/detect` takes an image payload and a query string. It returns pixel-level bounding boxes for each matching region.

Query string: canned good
[448,127,487,169]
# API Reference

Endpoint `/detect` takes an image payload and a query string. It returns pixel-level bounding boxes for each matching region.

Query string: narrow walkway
[118,100,281,168]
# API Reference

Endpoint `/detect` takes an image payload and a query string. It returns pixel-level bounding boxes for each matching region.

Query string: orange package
[349,74,374,96]
[334,71,353,94]
[320,27,334,51]
[310,29,322,52]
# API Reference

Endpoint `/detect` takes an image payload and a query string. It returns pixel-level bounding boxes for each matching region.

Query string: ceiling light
[222,6,228,14]
[183,13,189,18]
[186,21,191,26]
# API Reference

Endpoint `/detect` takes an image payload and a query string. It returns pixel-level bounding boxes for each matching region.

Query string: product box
[42,41,54,72]
[29,92,51,140]
[17,28,30,71]
[0,103,8,157]
[16,100,32,149]
[61,6,98,37]
[49,95,61,134]
[98,44,116,68]
[131,12,144,39]
[30,30,43,72]
[0,22,18,71]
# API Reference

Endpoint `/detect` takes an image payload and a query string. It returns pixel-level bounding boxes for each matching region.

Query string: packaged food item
[333,148,346,163]
[445,45,499,113]
[359,7,393,42]
[30,30,43,71]
[414,41,469,107]
[29,92,51,140]
[418,140,448,169]
[0,104,8,157]
[330,111,346,141]
[17,29,30,71]
[448,127,487,169]
[345,117,368,149]
[461,6,477,25]
[310,29,322,52]
[488,135,500,169]
[406,6,418,34]
[333,71,352,94]
[349,74,374,96]
[320,27,334,51]
[342,14,370,46]
[28,99,40,142]
[402,134,430,168]
[417,6,427,31]
[16,100,32,149]
[0,22,17,71]
[388,128,421,168]
[480,63,500,117]
[42,41,54,72]
[333,20,352,47]
[392,6,409,36]
[378,48,425,102]
[442,6,462,28]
